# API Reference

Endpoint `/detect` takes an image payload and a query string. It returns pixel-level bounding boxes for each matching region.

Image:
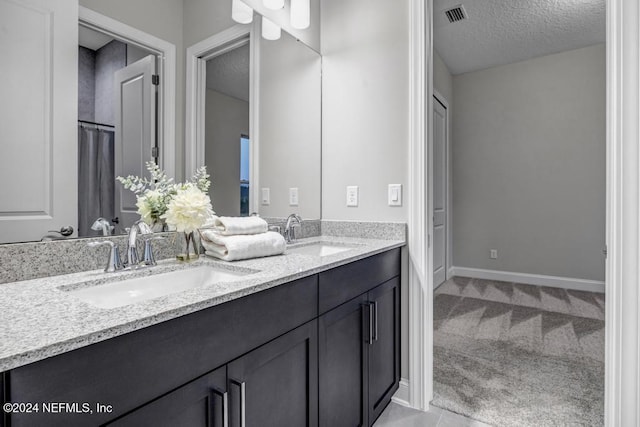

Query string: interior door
[0,0,77,243]
[114,55,157,230]
[433,96,448,287]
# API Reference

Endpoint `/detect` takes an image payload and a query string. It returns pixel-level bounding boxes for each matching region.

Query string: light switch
[261,188,270,205]
[346,186,358,207]
[289,187,299,206]
[388,184,402,206]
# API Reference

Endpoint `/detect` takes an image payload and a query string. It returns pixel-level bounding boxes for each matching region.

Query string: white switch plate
[346,186,359,207]
[261,188,270,205]
[388,184,402,206]
[490,249,498,259]
[289,187,299,206]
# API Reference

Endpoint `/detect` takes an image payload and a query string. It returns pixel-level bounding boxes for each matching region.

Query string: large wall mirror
[0,1,177,244]
[0,1,321,245]
[186,17,321,221]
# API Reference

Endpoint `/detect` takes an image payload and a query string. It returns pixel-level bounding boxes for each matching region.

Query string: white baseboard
[391,378,410,407]
[450,266,605,293]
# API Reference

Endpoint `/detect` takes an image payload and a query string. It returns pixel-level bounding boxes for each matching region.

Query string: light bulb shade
[290,0,310,29]
[232,0,253,24]
[263,0,285,10]
[261,16,281,40]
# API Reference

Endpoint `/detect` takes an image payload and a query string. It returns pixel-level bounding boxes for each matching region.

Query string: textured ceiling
[433,0,605,75]
[206,43,250,102]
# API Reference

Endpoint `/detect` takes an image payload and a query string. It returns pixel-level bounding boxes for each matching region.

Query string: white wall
[452,44,606,281]
[79,0,185,178]
[258,30,321,219]
[205,89,249,217]
[321,0,410,379]
[433,49,453,105]
[321,0,409,222]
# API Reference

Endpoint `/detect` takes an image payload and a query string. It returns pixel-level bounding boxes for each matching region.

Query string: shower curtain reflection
[78,125,115,237]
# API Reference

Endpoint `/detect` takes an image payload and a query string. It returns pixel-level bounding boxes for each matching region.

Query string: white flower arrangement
[117,162,214,230]
[161,184,214,233]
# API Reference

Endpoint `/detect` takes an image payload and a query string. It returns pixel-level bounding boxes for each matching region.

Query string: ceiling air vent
[444,5,467,23]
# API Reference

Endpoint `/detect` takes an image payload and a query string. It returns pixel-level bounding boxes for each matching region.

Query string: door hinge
[152,74,160,85]
[602,246,608,258]
[151,147,159,158]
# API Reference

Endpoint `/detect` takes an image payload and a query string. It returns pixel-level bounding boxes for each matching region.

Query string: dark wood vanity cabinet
[367,278,401,423]
[228,320,318,427]
[318,256,401,427]
[319,294,369,427]
[109,320,318,427]
[2,248,400,427]
[106,366,227,427]
[1,373,5,427]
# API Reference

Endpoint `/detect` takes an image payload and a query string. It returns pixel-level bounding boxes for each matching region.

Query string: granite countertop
[0,235,404,372]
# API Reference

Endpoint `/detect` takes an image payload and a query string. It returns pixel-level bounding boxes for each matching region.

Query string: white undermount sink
[65,266,250,309]
[287,242,355,257]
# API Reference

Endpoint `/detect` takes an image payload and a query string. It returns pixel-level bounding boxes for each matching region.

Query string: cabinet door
[1,373,5,427]
[319,294,369,427]
[228,320,318,427]
[367,277,400,424]
[107,367,227,427]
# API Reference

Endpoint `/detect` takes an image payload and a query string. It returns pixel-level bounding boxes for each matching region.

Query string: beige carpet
[432,277,605,426]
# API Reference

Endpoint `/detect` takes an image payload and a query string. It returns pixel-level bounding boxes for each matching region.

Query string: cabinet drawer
[318,249,400,314]
[8,275,318,427]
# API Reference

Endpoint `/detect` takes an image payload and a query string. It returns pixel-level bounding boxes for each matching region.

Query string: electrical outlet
[490,249,498,259]
[346,186,358,207]
[289,187,299,206]
[261,188,270,205]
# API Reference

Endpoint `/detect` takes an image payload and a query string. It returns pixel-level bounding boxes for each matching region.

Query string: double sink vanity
[0,228,404,427]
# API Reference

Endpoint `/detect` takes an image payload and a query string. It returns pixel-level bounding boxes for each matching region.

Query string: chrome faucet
[284,214,302,243]
[91,218,114,236]
[125,220,153,268]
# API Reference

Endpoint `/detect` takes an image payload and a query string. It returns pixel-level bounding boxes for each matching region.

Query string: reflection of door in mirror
[0,0,78,244]
[204,42,251,217]
[78,25,158,237]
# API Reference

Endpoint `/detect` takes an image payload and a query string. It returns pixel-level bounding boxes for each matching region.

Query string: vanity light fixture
[232,0,254,24]
[261,16,281,40]
[263,0,285,10]
[290,0,310,29]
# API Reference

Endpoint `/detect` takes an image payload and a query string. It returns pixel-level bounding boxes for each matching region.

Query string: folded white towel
[205,216,269,236]
[199,229,285,261]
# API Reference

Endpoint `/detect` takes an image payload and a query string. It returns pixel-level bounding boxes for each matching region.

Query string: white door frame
[78,6,176,180]
[185,24,257,214]
[409,0,640,424]
[432,90,452,282]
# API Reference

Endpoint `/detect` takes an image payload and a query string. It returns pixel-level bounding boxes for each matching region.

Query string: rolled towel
[200,229,285,261]
[207,216,269,236]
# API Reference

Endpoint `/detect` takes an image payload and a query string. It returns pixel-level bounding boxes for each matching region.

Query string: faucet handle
[291,223,301,240]
[141,236,164,266]
[88,241,123,272]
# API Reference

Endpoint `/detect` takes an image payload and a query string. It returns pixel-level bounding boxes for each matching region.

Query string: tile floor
[373,402,491,427]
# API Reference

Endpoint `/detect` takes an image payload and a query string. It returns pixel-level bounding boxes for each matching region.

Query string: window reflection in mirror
[241,135,250,216]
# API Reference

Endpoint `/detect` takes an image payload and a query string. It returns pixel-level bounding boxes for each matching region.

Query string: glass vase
[176,231,199,261]
[151,220,166,233]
